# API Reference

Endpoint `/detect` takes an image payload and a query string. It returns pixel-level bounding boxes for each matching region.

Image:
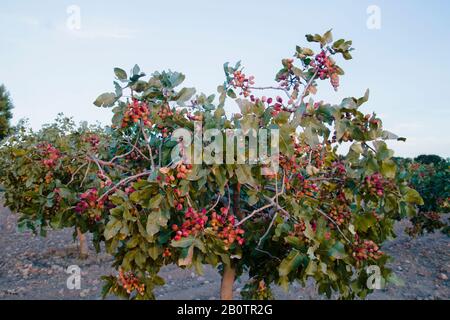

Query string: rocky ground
[0,207,448,300]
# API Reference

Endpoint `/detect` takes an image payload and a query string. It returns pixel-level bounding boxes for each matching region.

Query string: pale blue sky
[1,0,449,157]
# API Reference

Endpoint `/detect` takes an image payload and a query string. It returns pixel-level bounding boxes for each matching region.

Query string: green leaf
[176,87,196,104]
[93,92,116,108]
[354,212,377,232]
[404,187,424,205]
[146,212,160,236]
[305,33,323,44]
[278,249,304,277]
[148,245,160,260]
[381,160,396,179]
[305,260,317,276]
[356,89,370,106]
[373,141,393,161]
[114,68,128,81]
[171,236,195,248]
[149,194,163,209]
[350,142,363,154]
[114,81,123,97]
[104,218,122,241]
[235,165,256,186]
[132,64,140,76]
[227,89,237,99]
[322,29,333,45]
[328,241,347,260]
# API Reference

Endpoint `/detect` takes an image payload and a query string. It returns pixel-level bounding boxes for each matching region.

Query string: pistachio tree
[92,31,423,299]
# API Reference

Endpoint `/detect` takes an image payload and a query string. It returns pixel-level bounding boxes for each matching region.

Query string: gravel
[0,207,448,300]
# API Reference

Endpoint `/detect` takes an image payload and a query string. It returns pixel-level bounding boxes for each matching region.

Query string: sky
[0,0,449,158]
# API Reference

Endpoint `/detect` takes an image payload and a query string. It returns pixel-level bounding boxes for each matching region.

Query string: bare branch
[140,121,156,170]
[315,208,351,244]
[293,70,318,109]
[80,161,91,187]
[67,162,87,185]
[207,194,222,214]
[257,211,279,248]
[248,86,292,100]
[98,171,152,202]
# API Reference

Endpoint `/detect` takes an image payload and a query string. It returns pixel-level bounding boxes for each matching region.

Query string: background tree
[414,154,445,166]
[0,84,14,139]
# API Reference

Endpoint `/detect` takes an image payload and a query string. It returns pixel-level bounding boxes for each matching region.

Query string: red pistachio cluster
[172,207,208,241]
[84,134,100,150]
[97,171,113,188]
[172,188,185,211]
[75,188,104,220]
[156,124,170,138]
[52,187,62,211]
[210,208,245,246]
[289,220,315,244]
[250,94,296,116]
[162,248,172,257]
[290,220,306,238]
[118,269,145,295]
[38,143,61,169]
[271,96,290,117]
[121,99,152,128]
[332,161,346,175]
[158,104,173,120]
[328,204,350,226]
[352,238,383,261]
[294,176,319,197]
[278,58,295,88]
[231,70,255,97]
[158,163,192,185]
[124,186,135,194]
[365,173,385,196]
[310,50,339,91]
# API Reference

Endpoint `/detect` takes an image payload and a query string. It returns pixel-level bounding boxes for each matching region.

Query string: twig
[294,70,318,109]
[124,138,151,161]
[363,142,376,153]
[247,86,292,100]
[80,161,91,187]
[315,208,351,244]
[158,139,164,168]
[255,248,281,262]
[235,202,274,227]
[111,134,141,163]
[207,194,222,214]
[98,171,152,202]
[140,121,156,170]
[67,162,87,185]
[236,177,286,227]
[257,211,279,248]
[90,156,105,176]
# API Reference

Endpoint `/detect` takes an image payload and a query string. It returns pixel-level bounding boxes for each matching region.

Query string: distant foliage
[0,115,112,250]
[394,156,449,236]
[0,84,14,140]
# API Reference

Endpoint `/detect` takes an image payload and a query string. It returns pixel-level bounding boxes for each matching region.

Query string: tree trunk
[77,228,88,259]
[220,264,235,300]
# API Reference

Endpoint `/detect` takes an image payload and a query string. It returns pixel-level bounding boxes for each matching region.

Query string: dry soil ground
[0,207,448,300]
